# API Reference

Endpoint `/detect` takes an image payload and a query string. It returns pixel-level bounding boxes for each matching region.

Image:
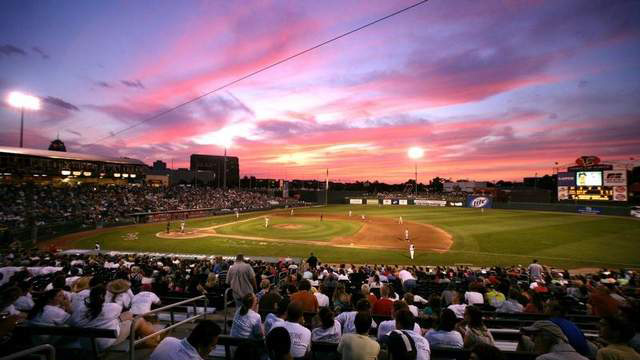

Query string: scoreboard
[557,169,628,202]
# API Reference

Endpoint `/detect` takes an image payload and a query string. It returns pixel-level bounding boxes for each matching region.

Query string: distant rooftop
[0,145,146,166]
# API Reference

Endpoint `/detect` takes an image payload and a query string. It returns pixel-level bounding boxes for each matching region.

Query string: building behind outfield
[190,154,239,188]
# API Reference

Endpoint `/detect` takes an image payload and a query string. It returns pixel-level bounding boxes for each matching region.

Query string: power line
[90,0,430,145]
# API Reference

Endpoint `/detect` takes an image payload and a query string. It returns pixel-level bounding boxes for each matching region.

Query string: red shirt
[372,298,393,316]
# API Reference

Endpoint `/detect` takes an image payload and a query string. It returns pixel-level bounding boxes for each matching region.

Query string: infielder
[166,221,170,233]
[180,220,185,233]
[409,243,415,260]
[349,210,352,217]
[361,214,366,221]
[290,209,294,216]
[236,210,239,220]
[405,229,409,241]
[265,217,269,228]
[399,216,403,225]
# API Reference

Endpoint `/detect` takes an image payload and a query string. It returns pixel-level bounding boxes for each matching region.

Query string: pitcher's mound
[274,224,305,230]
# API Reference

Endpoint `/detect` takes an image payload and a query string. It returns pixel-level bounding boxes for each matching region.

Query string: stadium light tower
[7,91,41,148]
[407,146,424,197]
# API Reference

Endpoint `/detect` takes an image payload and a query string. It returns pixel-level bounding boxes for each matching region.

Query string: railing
[128,295,209,360]
[0,344,56,360]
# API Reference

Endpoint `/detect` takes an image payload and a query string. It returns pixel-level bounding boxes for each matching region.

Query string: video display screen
[575,171,602,186]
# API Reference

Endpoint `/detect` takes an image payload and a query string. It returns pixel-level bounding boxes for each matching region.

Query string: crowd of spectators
[0,184,300,229]
[1,248,639,359]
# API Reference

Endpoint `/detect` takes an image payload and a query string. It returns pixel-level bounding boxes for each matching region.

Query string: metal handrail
[128,294,209,360]
[0,344,56,360]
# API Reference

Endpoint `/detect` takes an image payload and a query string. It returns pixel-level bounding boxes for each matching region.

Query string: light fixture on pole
[407,146,424,197]
[7,91,41,148]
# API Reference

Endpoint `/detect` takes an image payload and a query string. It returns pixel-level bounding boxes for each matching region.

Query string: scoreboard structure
[557,156,628,202]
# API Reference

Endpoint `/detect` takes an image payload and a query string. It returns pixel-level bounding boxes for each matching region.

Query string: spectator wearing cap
[389,309,430,360]
[105,279,134,311]
[270,302,311,359]
[425,308,463,349]
[545,300,594,358]
[311,307,342,343]
[377,301,421,343]
[336,298,376,334]
[337,311,380,360]
[596,315,640,360]
[290,279,319,313]
[519,320,588,360]
[150,320,221,360]
[266,327,293,360]
[226,254,257,307]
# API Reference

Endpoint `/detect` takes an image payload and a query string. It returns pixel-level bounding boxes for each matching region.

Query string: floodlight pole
[223,148,227,190]
[19,106,24,148]
[415,162,418,197]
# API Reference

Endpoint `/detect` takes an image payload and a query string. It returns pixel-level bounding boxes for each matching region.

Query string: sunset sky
[1,0,639,182]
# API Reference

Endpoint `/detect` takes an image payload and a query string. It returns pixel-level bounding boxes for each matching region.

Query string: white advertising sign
[613,185,628,202]
[349,199,363,205]
[415,199,446,206]
[558,186,569,201]
[383,199,391,205]
[603,171,627,186]
[399,199,408,205]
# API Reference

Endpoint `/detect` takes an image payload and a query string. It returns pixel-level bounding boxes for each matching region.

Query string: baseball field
[46,205,640,269]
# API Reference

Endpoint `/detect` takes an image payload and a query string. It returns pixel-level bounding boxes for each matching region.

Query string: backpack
[387,330,417,360]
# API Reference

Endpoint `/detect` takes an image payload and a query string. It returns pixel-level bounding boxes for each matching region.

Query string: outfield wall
[492,201,632,216]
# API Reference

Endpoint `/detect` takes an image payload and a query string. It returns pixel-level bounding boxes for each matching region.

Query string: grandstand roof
[0,145,147,166]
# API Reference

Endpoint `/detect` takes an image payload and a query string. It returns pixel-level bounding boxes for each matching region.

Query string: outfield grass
[59,205,640,268]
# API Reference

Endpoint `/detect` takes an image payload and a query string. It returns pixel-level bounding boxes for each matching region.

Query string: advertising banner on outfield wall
[366,199,379,205]
[349,199,363,205]
[557,172,576,186]
[383,199,391,205]
[415,199,446,206]
[466,196,493,208]
[613,185,628,202]
[391,199,399,205]
[603,170,627,186]
[577,206,602,215]
[448,201,464,207]
[399,199,408,205]
[558,186,569,201]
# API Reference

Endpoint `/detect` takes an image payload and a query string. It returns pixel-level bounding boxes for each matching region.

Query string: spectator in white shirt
[131,291,161,315]
[389,309,431,360]
[336,298,377,334]
[312,307,342,343]
[28,288,71,325]
[314,284,330,308]
[448,291,467,319]
[69,284,159,350]
[425,308,464,349]
[403,293,420,317]
[264,298,288,334]
[378,301,422,343]
[464,284,484,306]
[230,293,264,340]
[14,281,35,312]
[271,302,312,358]
[150,320,221,360]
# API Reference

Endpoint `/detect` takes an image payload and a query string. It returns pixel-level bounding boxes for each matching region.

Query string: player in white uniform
[265,217,269,228]
[409,243,415,260]
[236,210,239,219]
[349,210,352,217]
[361,214,366,220]
[95,242,101,252]
[290,208,294,216]
[405,229,409,241]
[180,220,185,233]
[399,216,403,224]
